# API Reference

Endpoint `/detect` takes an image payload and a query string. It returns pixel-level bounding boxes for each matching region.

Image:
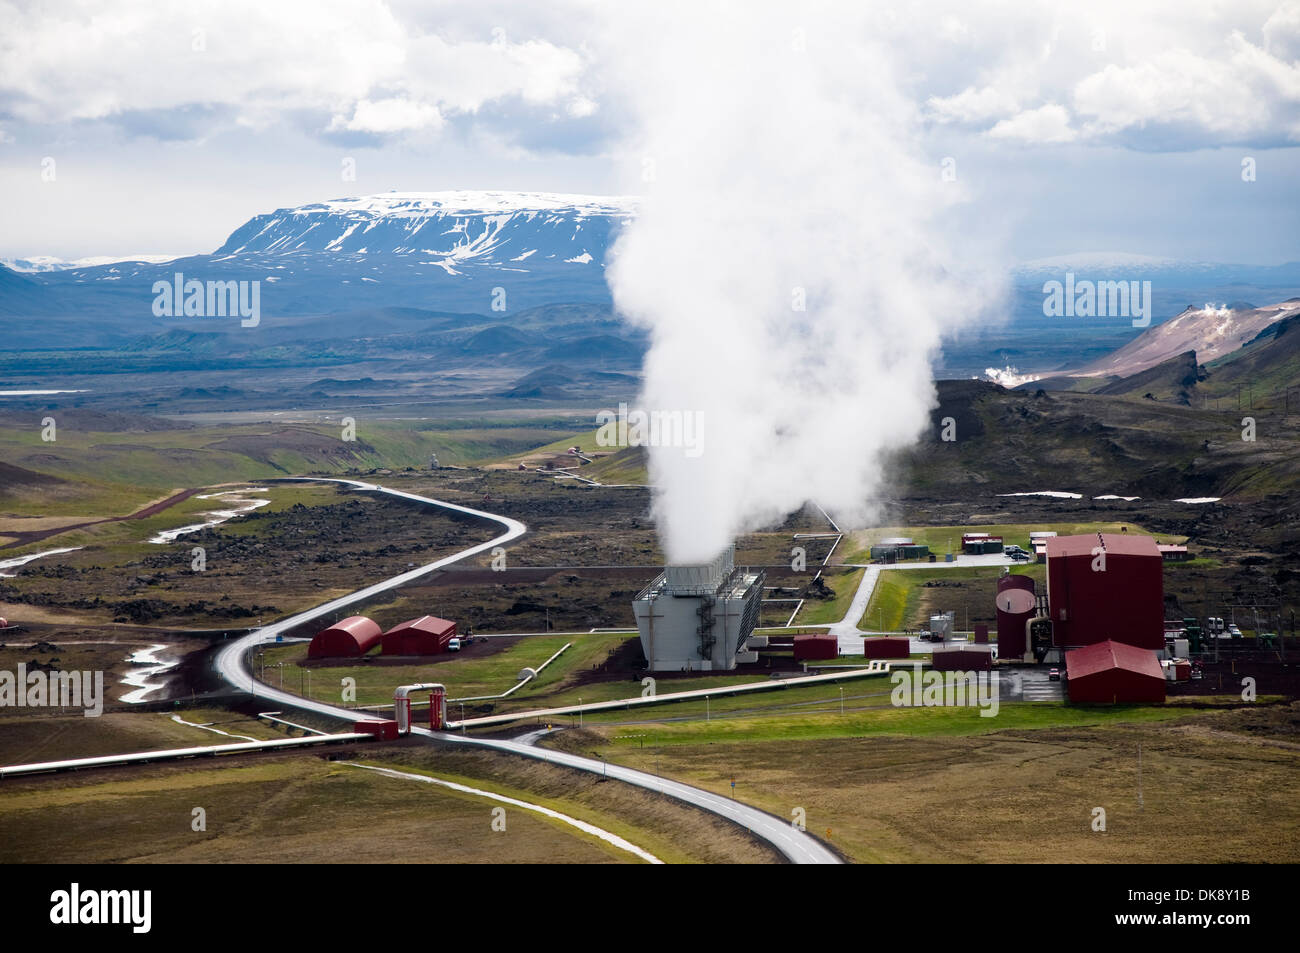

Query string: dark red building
[1046,533,1164,650]
[861,636,910,659]
[1064,639,1165,703]
[931,647,994,672]
[381,615,457,656]
[307,615,383,658]
[793,633,838,661]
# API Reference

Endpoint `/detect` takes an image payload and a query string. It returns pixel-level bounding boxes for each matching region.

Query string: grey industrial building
[632,544,765,671]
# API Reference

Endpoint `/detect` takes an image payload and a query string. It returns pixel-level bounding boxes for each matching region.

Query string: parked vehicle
[1228,624,1243,639]
[446,637,462,652]
[1048,667,1061,681]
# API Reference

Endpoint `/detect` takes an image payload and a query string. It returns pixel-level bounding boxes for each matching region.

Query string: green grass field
[568,699,1300,863]
[792,569,863,625]
[859,564,1048,631]
[257,631,632,709]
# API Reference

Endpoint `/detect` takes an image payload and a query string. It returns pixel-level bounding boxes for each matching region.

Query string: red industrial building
[862,636,910,659]
[381,615,457,656]
[353,718,400,740]
[1046,533,1164,650]
[1064,640,1166,703]
[793,633,838,661]
[307,616,383,658]
[931,646,994,672]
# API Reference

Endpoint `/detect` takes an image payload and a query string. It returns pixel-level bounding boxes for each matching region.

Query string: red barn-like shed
[1065,640,1165,703]
[1046,533,1164,650]
[308,616,382,658]
[381,615,457,656]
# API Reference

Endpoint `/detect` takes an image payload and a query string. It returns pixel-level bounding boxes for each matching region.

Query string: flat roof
[1046,532,1160,558]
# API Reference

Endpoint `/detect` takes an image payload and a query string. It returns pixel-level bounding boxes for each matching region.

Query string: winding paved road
[213,477,526,699]
[210,477,840,864]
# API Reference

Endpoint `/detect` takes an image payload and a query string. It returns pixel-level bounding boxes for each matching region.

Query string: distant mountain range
[1011,251,1300,287]
[4,193,1300,383]
[1027,296,1300,405]
[0,191,638,345]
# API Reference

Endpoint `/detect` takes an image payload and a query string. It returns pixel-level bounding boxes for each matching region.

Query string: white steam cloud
[603,4,1005,565]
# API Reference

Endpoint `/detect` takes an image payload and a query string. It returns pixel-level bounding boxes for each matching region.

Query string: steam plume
[603,4,1003,564]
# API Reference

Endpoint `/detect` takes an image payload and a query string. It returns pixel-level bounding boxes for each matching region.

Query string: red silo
[995,584,1037,662]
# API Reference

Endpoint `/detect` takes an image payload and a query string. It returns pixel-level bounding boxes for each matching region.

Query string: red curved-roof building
[382,615,457,656]
[308,616,383,658]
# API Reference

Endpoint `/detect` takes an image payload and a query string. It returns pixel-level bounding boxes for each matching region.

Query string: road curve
[213,478,526,704]
[211,478,840,864]
[422,728,841,864]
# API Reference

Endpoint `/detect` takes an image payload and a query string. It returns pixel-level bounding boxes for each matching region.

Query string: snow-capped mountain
[215,191,638,271]
[2,191,642,333]
[1,253,181,272]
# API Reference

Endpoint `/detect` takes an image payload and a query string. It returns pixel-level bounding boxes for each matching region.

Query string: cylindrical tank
[995,585,1037,660]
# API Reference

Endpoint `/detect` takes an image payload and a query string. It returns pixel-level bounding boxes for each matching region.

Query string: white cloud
[987,103,1077,143]
[2,0,1298,152]
[927,85,1020,124]
[328,97,443,134]
[0,0,591,141]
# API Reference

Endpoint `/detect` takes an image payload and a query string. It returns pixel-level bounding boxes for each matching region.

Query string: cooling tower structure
[632,544,766,671]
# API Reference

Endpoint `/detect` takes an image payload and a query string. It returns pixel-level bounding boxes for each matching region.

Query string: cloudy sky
[1,0,1297,263]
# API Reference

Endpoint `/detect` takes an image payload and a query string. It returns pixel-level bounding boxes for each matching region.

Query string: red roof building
[1064,639,1165,703]
[307,616,383,658]
[381,615,457,656]
[1046,533,1164,650]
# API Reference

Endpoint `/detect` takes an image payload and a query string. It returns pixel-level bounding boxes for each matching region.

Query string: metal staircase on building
[696,597,717,659]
